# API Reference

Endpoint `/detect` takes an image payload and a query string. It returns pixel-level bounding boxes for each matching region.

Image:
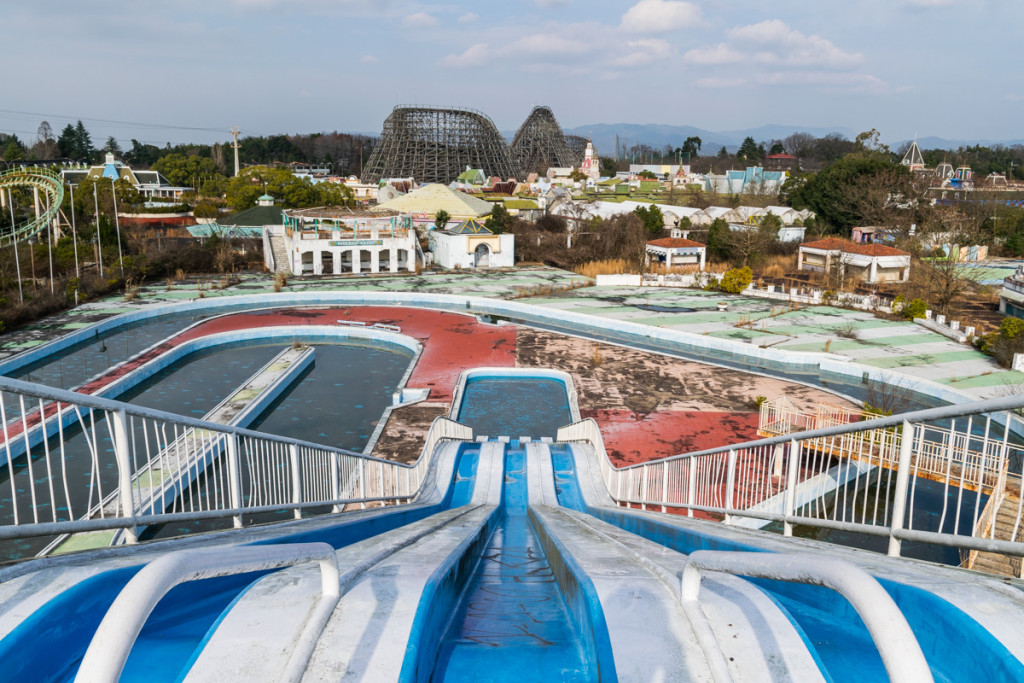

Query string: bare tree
[784,132,815,158]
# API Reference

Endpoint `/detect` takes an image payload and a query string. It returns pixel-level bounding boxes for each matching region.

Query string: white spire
[901,139,924,171]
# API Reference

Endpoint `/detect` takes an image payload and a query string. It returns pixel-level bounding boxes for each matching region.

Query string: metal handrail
[681,550,933,683]
[74,542,339,683]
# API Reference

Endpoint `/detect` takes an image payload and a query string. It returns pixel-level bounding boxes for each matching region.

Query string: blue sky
[1,0,1020,147]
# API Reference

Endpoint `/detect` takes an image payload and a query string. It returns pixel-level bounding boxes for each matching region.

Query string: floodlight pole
[69,183,80,279]
[7,189,23,304]
[109,178,124,275]
[93,182,104,278]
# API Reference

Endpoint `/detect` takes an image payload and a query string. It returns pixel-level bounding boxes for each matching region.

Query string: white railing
[760,400,1013,493]
[681,551,933,683]
[74,542,339,683]
[0,375,473,557]
[559,393,1024,561]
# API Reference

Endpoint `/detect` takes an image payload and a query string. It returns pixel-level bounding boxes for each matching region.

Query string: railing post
[724,449,737,525]
[783,438,800,537]
[226,435,243,528]
[359,458,367,510]
[110,409,138,544]
[661,461,669,513]
[888,420,915,557]
[641,464,649,510]
[687,460,697,517]
[290,444,303,520]
[330,452,341,514]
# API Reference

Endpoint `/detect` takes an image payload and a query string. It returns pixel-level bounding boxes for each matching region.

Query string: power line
[0,108,226,134]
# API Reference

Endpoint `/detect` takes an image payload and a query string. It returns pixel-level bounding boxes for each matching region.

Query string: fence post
[687,460,697,518]
[783,438,801,537]
[887,420,915,557]
[359,458,367,510]
[724,449,737,525]
[290,444,303,520]
[330,452,341,514]
[110,409,138,544]
[227,434,243,528]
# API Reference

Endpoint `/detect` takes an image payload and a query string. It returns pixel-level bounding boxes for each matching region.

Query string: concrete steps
[268,231,289,274]
[971,493,1023,577]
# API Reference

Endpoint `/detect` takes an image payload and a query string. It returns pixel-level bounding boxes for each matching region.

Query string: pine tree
[57,124,77,158]
[74,120,93,161]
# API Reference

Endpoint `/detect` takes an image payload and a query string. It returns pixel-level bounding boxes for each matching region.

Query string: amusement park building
[268,206,420,276]
[428,219,514,269]
[60,153,192,200]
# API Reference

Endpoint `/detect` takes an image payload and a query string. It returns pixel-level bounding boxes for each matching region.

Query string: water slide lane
[552,443,1024,683]
[426,444,598,682]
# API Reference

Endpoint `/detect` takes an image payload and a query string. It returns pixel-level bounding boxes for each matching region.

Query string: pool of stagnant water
[0,341,414,558]
[455,376,572,439]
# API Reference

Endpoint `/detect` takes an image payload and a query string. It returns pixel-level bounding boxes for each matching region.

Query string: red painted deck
[581,409,760,467]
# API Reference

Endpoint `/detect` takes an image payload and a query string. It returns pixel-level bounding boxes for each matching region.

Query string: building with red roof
[645,237,706,270]
[798,237,911,284]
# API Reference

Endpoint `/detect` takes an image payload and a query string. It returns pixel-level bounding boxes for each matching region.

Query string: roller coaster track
[0,167,64,247]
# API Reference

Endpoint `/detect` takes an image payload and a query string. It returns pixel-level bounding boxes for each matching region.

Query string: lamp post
[109,177,124,275]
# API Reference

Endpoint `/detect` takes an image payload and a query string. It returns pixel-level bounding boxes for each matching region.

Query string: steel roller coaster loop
[0,167,64,247]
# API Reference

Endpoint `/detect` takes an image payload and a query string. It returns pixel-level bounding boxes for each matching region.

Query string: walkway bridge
[0,377,1021,680]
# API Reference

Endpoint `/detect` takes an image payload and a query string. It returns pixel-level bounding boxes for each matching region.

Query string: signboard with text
[329,240,384,247]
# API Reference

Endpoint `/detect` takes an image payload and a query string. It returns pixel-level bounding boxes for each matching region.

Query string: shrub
[719,266,753,294]
[901,298,928,320]
[193,201,220,219]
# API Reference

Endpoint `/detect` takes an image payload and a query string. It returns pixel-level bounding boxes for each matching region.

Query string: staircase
[971,491,1023,577]
[268,231,290,274]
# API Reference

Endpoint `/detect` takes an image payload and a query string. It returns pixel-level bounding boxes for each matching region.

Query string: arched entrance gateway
[473,243,490,268]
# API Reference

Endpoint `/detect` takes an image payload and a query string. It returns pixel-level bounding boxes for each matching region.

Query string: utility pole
[230,127,241,176]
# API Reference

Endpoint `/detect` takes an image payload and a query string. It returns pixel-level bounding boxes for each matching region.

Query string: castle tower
[581,141,600,180]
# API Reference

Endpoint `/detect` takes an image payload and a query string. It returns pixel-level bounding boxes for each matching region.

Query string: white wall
[429,233,515,269]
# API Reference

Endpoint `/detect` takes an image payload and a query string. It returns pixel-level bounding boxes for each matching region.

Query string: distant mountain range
[496,122,1022,158]
[557,123,856,157]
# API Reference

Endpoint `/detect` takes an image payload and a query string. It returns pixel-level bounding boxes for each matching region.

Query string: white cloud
[359,54,377,63]
[621,0,701,33]
[458,12,478,23]
[612,38,672,67]
[683,43,743,65]
[438,43,489,68]
[402,12,437,28]
[693,76,746,88]
[536,0,570,6]
[905,0,953,6]
[507,33,591,56]
[727,20,861,68]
